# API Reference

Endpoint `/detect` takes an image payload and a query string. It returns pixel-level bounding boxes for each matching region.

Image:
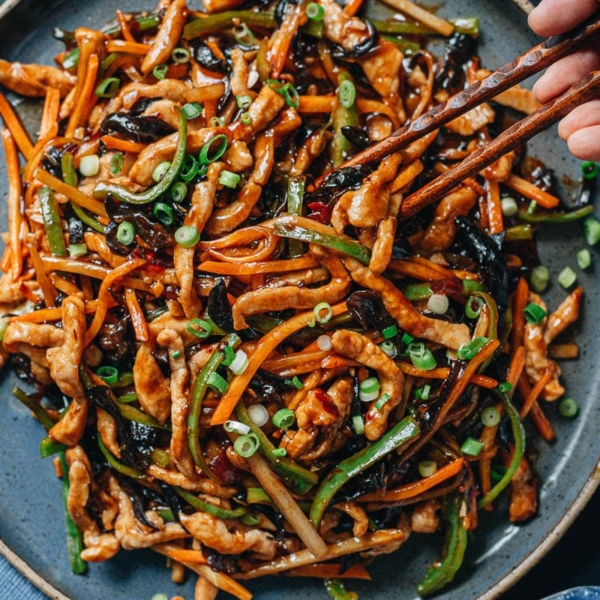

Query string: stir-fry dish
[0,0,596,597]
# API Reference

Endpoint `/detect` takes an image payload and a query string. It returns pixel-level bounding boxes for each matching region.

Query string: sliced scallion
[558,397,578,418]
[152,202,173,226]
[583,216,600,246]
[359,377,380,402]
[306,2,325,20]
[271,448,287,458]
[427,293,449,315]
[577,248,592,269]
[247,404,269,427]
[152,161,171,183]
[501,196,518,217]
[461,436,484,457]
[69,243,87,258]
[530,265,550,293]
[219,170,241,189]
[456,336,489,361]
[465,296,484,319]
[313,301,333,324]
[153,64,169,80]
[95,77,120,98]
[175,225,200,248]
[352,415,365,435]
[338,79,356,108]
[79,155,100,177]
[186,318,213,339]
[523,302,546,325]
[171,47,190,63]
[116,221,135,246]
[229,349,249,375]
[407,342,437,370]
[170,181,188,203]
[182,102,202,120]
[382,324,398,339]
[481,406,501,427]
[418,460,437,478]
[97,365,119,385]
[272,408,295,429]
[379,340,397,358]
[199,134,229,165]
[557,266,577,289]
[223,420,251,435]
[234,433,260,458]
[207,372,229,393]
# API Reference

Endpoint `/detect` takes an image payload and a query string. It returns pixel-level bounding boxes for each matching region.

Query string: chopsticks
[316,14,600,216]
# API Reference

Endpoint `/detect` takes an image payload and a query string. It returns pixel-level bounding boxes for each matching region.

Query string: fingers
[556,100,600,160]
[528,0,599,37]
[532,46,600,103]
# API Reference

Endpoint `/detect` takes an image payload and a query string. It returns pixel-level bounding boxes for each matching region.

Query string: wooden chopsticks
[316,14,600,217]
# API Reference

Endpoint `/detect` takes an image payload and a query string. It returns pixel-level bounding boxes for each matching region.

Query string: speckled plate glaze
[0,1,599,599]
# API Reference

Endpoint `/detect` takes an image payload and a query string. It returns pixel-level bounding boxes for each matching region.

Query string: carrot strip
[27,244,57,307]
[10,298,116,323]
[358,458,464,502]
[505,174,560,209]
[2,128,23,281]
[211,303,347,425]
[520,366,554,418]
[507,346,527,389]
[471,374,499,389]
[510,277,529,350]
[66,53,99,139]
[287,563,371,580]
[40,88,61,139]
[105,40,151,54]
[486,179,504,235]
[389,160,424,193]
[50,274,84,297]
[344,0,365,16]
[0,92,33,158]
[529,399,555,442]
[199,256,318,275]
[100,135,147,154]
[387,258,452,281]
[35,168,108,217]
[125,287,149,342]
[161,549,207,565]
[298,95,335,114]
[116,10,136,42]
[85,258,147,346]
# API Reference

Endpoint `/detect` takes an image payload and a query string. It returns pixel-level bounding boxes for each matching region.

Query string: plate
[0,1,599,599]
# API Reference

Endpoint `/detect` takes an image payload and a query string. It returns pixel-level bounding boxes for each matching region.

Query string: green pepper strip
[402,280,488,302]
[102,14,161,37]
[331,71,359,167]
[372,16,478,37]
[39,186,67,257]
[118,402,170,430]
[246,314,285,334]
[188,334,241,479]
[40,436,67,458]
[175,487,247,520]
[518,204,594,224]
[13,387,56,431]
[98,435,145,479]
[94,109,187,204]
[274,216,372,265]
[324,579,358,600]
[61,152,106,234]
[504,224,533,241]
[183,11,276,39]
[236,401,319,495]
[287,176,306,259]
[309,416,420,528]
[58,452,88,575]
[416,493,467,596]
[478,389,526,509]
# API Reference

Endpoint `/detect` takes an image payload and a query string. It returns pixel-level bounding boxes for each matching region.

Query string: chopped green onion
[236,95,253,110]
[180,154,199,183]
[401,332,414,346]
[272,448,287,458]
[501,196,518,217]
[240,512,261,526]
[530,265,550,293]
[427,293,449,315]
[152,202,173,226]
[306,2,325,20]
[497,382,513,393]
[523,302,547,325]
[465,296,484,319]
[581,161,599,180]
[219,170,241,189]
[285,376,303,390]
[171,47,190,63]
[415,384,431,401]
[558,397,578,418]
[418,460,438,478]
[272,408,295,429]
[338,79,356,108]
[407,342,437,370]
[313,301,333,324]
[207,372,229,393]
[359,377,381,402]
[229,349,249,375]
[69,243,87,258]
[379,340,397,358]
[268,79,300,109]
[116,221,135,246]
[481,406,501,427]
[526,200,537,215]
[170,181,188,203]
[222,344,236,366]
[577,248,592,269]
[182,102,202,120]
[317,335,333,351]
[583,216,600,246]
[456,336,489,361]
[233,22,256,46]
[152,161,171,183]
[374,393,390,410]
[224,420,251,435]
[199,134,229,165]
[110,152,124,176]
[172,350,181,359]
[461,437,484,457]
[97,365,119,385]
[153,64,169,80]
[79,155,100,177]
[557,266,577,289]
[241,111,252,125]
[382,324,398,339]
[234,433,260,458]
[247,404,269,427]
[352,414,365,435]
[186,318,213,339]
[62,47,80,71]
[95,77,120,98]
[175,225,200,247]
[210,116,225,127]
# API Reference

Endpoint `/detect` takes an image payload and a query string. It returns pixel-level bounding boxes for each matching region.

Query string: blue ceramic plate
[0,1,599,599]
[543,588,600,600]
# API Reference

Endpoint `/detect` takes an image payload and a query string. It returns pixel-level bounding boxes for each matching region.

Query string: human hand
[529,0,600,160]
